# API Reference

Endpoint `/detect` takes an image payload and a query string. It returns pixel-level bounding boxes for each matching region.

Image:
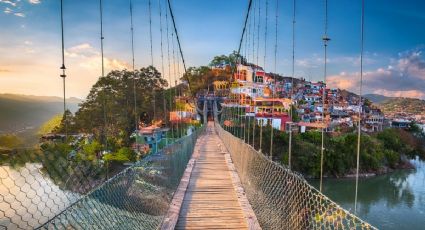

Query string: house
[253,97,292,131]
[391,119,411,128]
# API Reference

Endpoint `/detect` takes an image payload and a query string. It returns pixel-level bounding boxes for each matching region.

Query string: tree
[209,51,247,68]
[183,66,232,96]
[56,66,168,147]
[38,114,63,135]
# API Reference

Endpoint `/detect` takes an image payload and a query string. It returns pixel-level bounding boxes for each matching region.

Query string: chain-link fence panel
[216,122,376,230]
[0,127,204,230]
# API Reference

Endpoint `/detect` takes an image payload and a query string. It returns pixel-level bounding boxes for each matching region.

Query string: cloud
[327,48,425,99]
[0,68,11,73]
[65,43,130,71]
[296,55,376,69]
[1,0,41,16]
[13,12,25,17]
[0,0,17,7]
[4,7,12,13]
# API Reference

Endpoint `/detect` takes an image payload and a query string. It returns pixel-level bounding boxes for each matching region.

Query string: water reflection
[311,158,425,230]
[0,163,80,229]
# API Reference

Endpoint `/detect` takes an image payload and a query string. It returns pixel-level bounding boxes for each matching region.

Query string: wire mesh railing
[216,123,376,229]
[0,127,204,229]
[213,100,376,229]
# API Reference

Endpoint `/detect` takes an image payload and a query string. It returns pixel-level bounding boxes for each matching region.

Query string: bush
[103,147,135,163]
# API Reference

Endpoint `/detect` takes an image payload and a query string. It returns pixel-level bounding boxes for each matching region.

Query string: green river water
[311,157,425,230]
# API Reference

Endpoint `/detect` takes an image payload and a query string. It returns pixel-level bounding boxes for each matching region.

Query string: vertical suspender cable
[99,0,107,152]
[158,0,167,124]
[100,0,105,78]
[256,0,264,153]
[171,28,179,137]
[270,0,277,159]
[165,0,174,140]
[250,1,255,148]
[59,0,67,141]
[288,0,296,169]
[148,0,154,66]
[148,0,156,121]
[320,0,331,192]
[130,0,137,131]
[355,0,365,214]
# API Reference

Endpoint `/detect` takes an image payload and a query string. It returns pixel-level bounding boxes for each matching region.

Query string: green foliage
[103,147,135,163]
[236,116,423,177]
[38,114,63,135]
[291,105,300,122]
[56,67,168,147]
[0,134,22,148]
[183,66,232,96]
[209,51,246,68]
[80,141,102,161]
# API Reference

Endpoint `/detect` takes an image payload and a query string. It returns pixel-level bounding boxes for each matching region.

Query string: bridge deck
[174,122,257,229]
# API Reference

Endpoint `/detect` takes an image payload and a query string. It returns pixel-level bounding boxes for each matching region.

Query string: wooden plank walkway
[170,122,259,230]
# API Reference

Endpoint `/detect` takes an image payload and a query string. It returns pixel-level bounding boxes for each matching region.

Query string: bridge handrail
[212,100,376,229]
[38,126,205,229]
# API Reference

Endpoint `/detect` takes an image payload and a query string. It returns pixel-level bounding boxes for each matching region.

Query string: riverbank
[303,158,416,179]
[343,159,415,178]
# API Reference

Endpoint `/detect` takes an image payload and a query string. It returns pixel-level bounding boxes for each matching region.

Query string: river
[0,163,80,229]
[311,157,425,230]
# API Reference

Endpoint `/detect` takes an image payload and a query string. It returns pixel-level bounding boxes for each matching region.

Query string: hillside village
[213,62,425,134]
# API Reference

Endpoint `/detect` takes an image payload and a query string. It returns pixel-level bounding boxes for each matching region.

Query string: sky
[0,0,425,99]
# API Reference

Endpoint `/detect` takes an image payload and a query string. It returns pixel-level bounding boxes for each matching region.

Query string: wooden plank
[163,122,260,230]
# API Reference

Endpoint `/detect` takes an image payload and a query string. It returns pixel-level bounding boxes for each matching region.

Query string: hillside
[364,94,393,104]
[0,94,81,133]
[363,94,425,115]
[379,97,425,115]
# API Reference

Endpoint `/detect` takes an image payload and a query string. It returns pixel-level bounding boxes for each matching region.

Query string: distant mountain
[379,97,425,115]
[0,94,82,133]
[363,93,425,116]
[364,94,393,104]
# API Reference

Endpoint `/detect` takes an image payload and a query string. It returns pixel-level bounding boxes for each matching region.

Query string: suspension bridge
[0,0,377,229]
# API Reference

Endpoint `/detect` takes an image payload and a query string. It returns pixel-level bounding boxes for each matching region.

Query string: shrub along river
[311,157,425,230]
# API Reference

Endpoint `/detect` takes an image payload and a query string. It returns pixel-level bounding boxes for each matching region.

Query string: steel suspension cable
[288,0,296,169]
[59,0,67,141]
[355,0,365,214]
[320,0,331,192]
[166,0,193,96]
